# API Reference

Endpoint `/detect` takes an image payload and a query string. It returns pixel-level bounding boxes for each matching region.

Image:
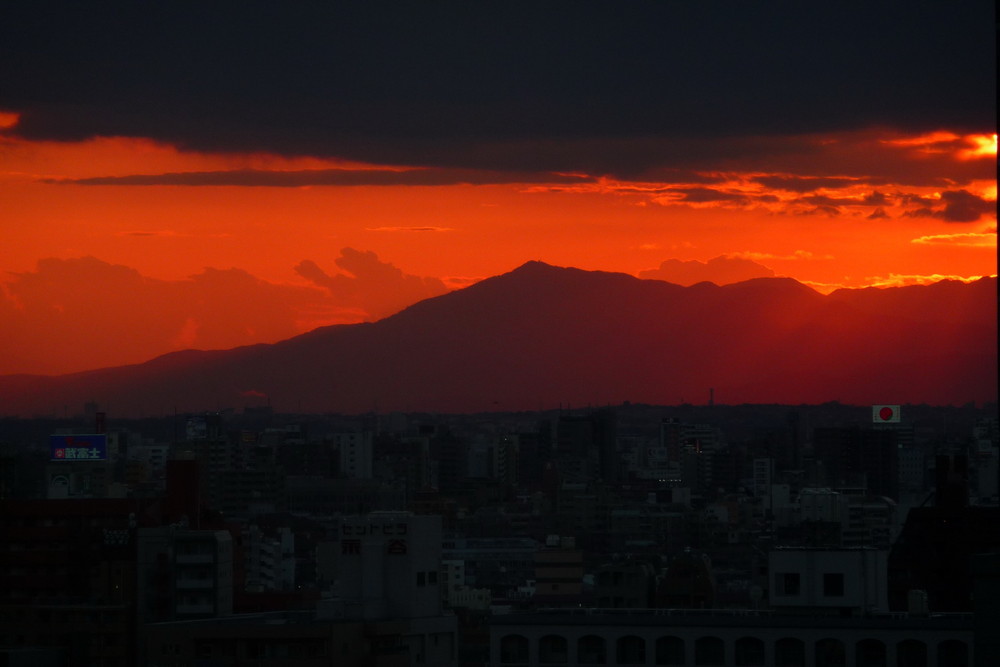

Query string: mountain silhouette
[1,262,995,416]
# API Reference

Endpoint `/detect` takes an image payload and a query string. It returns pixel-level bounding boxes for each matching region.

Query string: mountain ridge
[0,263,995,416]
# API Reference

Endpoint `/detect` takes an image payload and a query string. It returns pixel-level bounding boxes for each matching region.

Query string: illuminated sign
[50,434,108,461]
[872,405,901,423]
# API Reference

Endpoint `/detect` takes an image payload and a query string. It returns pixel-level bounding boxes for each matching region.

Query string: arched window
[499,634,529,664]
[815,638,845,667]
[616,635,645,665]
[937,640,968,667]
[539,634,567,664]
[655,636,685,666]
[695,636,725,666]
[897,639,927,667]
[856,638,886,667]
[735,636,765,666]
[775,637,805,667]
[578,635,606,664]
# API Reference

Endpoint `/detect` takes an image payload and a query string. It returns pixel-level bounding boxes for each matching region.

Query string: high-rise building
[557,409,618,482]
[335,430,374,479]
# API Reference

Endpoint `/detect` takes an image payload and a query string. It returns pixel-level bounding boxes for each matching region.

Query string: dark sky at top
[1,1,995,176]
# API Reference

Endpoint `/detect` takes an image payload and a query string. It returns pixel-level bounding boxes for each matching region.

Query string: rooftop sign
[50,434,108,461]
[872,405,901,423]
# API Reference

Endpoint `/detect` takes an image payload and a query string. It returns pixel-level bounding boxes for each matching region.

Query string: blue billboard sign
[50,434,108,461]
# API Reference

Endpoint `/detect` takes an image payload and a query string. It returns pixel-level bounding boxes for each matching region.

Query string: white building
[336,431,373,479]
[769,548,888,614]
[244,524,295,592]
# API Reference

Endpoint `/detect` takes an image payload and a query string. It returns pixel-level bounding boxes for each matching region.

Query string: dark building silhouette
[935,453,969,508]
[557,410,617,483]
[888,454,1000,612]
[0,498,148,666]
[813,426,899,500]
[431,429,468,494]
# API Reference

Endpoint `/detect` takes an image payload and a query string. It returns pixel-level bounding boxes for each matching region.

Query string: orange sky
[0,117,996,375]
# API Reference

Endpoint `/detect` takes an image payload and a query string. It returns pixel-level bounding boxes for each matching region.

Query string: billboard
[50,434,108,461]
[872,405,901,423]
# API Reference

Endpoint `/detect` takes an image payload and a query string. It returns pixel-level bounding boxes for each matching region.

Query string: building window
[417,572,426,586]
[500,635,530,664]
[823,573,844,597]
[776,572,800,595]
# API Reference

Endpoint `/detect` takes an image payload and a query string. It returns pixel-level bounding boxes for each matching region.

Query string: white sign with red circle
[872,405,901,423]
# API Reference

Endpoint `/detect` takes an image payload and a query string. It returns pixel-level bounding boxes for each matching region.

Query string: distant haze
[1,262,994,417]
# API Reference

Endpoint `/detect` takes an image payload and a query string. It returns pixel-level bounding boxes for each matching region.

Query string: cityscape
[1,2,996,666]
[1,398,998,665]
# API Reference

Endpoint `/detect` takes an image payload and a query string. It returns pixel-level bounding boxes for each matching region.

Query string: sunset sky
[1,2,995,376]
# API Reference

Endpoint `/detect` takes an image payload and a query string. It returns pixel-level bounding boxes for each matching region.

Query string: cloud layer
[0,250,448,375]
[639,256,776,286]
[1,3,993,175]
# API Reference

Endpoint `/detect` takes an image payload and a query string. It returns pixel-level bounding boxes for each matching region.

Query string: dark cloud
[0,2,993,175]
[807,206,843,217]
[898,189,996,223]
[863,191,889,206]
[934,189,996,223]
[47,168,595,187]
[639,256,776,286]
[800,192,898,209]
[674,188,748,204]
[754,176,860,192]
[802,194,857,207]
[626,169,727,185]
[899,193,940,207]
[867,208,890,220]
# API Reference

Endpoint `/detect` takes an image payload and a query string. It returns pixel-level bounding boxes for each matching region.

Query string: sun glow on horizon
[0,123,995,374]
[959,133,998,160]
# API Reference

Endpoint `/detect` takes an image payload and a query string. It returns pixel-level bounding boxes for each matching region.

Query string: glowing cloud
[958,133,997,160]
[863,273,994,288]
[639,256,776,285]
[0,111,19,130]
[911,232,997,247]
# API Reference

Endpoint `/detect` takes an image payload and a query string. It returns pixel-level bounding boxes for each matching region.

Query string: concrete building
[144,605,457,667]
[490,608,972,666]
[0,498,144,667]
[335,512,445,621]
[136,525,234,623]
[594,560,656,609]
[752,458,773,498]
[813,427,899,501]
[769,548,888,614]
[244,524,296,592]
[335,430,374,479]
[441,537,538,599]
[533,536,585,606]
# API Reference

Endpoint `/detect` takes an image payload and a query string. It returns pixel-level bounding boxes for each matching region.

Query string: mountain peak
[0,262,994,416]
